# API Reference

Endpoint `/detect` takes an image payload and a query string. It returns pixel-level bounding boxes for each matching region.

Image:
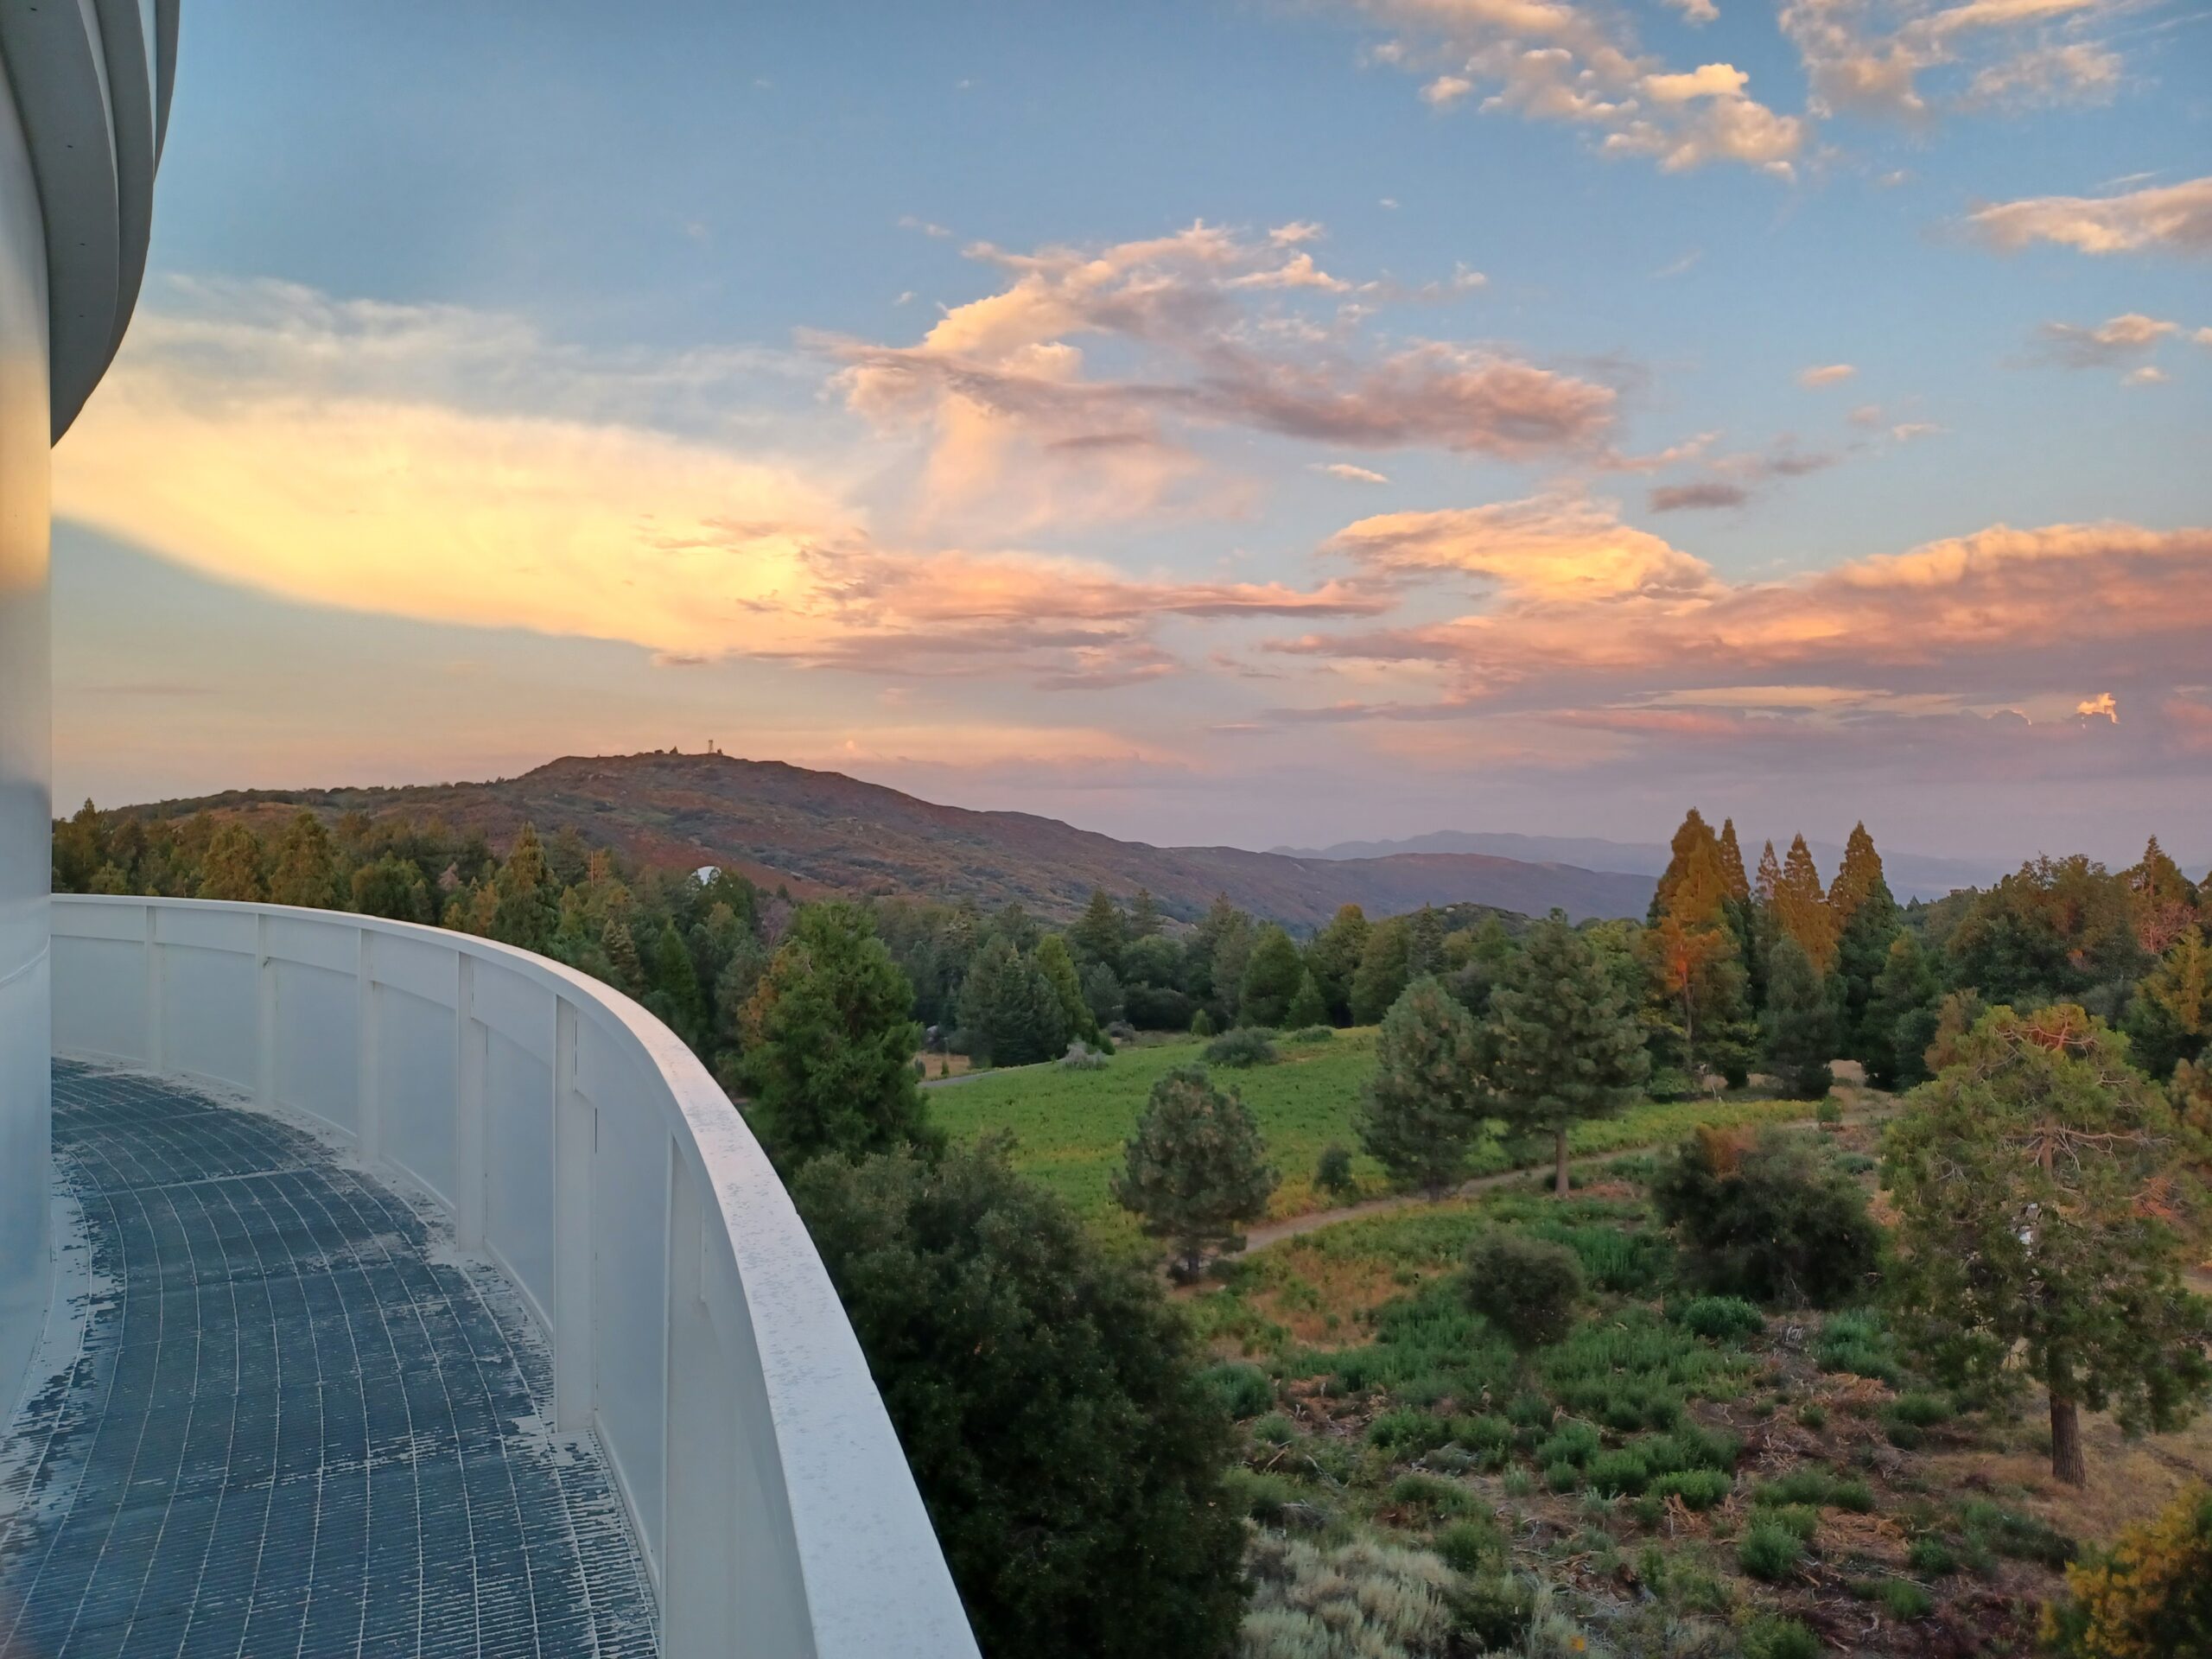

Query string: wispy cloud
[1967,175,2212,256]
[1649,481,1749,512]
[1796,362,1857,387]
[1311,461,1392,484]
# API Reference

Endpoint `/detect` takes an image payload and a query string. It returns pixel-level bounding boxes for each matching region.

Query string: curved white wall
[53,895,980,1659]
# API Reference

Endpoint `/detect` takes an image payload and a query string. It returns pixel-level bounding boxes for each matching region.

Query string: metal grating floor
[0,1064,658,1658]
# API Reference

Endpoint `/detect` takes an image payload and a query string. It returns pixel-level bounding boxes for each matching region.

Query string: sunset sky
[51,0,2212,868]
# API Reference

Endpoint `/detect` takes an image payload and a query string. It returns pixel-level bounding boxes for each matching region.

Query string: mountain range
[104,751,1662,927]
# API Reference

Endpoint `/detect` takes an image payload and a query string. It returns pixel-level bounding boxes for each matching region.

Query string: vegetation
[1115,1066,1279,1278]
[2043,1486,2212,1658]
[1357,977,1484,1196]
[1462,1231,1583,1347]
[1651,1126,1881,1306]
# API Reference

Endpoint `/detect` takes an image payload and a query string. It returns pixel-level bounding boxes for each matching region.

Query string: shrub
[1815,1096,1846,1129]
[1243,1535,1459,1659]
[1058,1039,1110,1071]
[1756,1468,1872,1512]
[1652,1128,1880,1306]
[1651,1468,1732,1509]
[1203,1027,1278,1067]
[1368,1408,1452,1455]
[1253,1412,1298,1446]
[1433,1517,1501,1574]
[1286,1024,1336,1045]
[1223,1466,1300,1522]
[1816,1307,1904,1383]
[1531,1221,1672,1293]
[1889,1390,1953,1428]
[1201,1361,1274,1420]
[1189,1008,1216,1038]
[1639,1423,1739,1474]
[1796,1402,1828,1430]
[1535,1421,1602,1468]
[1463,1232,1584,1347]
[1587,1448,1650,1497]
[1739,1520,1808,1581]
[1452,1414,1515,1459]
[2042,1487,2212,1658]
[1960,1499,2076,1569]
[1388,1471,1471,1518]
[1908,1535,1956,1576]
[1878,1579,1934,1619]
[1760,1503,1822,1543]
[1313,1143,1357,1198]
[1675,1295,1764,1340]
[1743,1617,1822,1659]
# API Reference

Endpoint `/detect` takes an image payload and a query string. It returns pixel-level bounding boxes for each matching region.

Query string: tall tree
[739,901,936,1166]
[1035,933,1102,1046]
[1947,855,2146,1010]
[1642,910,1753,1090]
[267,810,341,909]
[1115,1066,1278,1278]
[1476,918,1649,1196]
[197,823,266,902]
[350,853,433,924]
[1349,915,1414,1025]
[1237,925,1305,1027]
[1772,834,1837,973]
[1127,887,1163,940]
[2125,836,2201,957]
[1884,1005,2212,1485]
[1356,976,1487,1196]
[957,937,1069,1066]
[1761,935,1839,1098]
[1653,808,1728,926]
[1716,817,1751,905]
[1828,825,1903,1070]
[1305,904,1371,1025]
[2126,927,2210,1081]
[1284,971,1329,1030]
[649,919,707,1045]
[488,822,558,952]
[1069,888,1128,976]
[1863,931,1942,1090]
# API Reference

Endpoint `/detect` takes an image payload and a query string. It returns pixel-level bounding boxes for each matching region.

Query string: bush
[1652,1128,1880,1307]
[1203,1027,1279,1067]
[1189,1007,1216,1038]
[1535,1421,1602,1468]
[1201,1361,1274,1420]
[1285,1024,1336,1045]
[1960,1499,2075,1569]
[1433,1517,1501,1574]
[1367,1408,1453,1456]
[1387,1471,1470,1518]
[1313,1143,1357,1198]
[1816,1307,1904,1383]
[1651,1468,1732,1509]
[1878,1579,1934,1619]
[1223,1466,1300,1522]
[1588,1448,1650,1496]
[793,1141,1246,1658]
[2042,1488,2212,1658]
[1743,1617,1822,1659]
[1674,1295,1764,1340]
[1058,1039,1110,1071]
[1739,1520,1808,1580]
[1889,1390,1953,1428]
[1908,1535,1956,1576]
[1815,1096,1845,1129]
[1244,1535,1459,1659]
[1463,1232,1584,1348]
[1639,1423,1739,1474]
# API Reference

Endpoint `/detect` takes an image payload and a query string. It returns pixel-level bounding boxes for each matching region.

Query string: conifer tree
[1406,906,1446,978]
[266,810,342,909]
[1885,1005,2212,1485]
[1863,931,1942,1090]
[1115,1066,1277,1278]
[1761,935,1838,1098]
[197,822,266,902]
[350,853,433,924]
[1827,824,1903,1067]
[600,915,644,991]
[1349,916,1414,1025]
[1717,817,1751,904]
[2125,836,2201,956]
[1642,911,1754,1089]
[489,822,558,952]
[1653,808,1728,925]
[1306,904,1371,1024]
[1475,918,1649,1196]
[651,919,706,1044]
[1070,888,1128,975]
[1284,971,1328,1030]
[1772,834,1838,973]
[1127,887,1162,940]
[1035,933,1101,1045]
[2125,927,2209,1080]
[957,937,1069,1065]
[739,900,935,1166]
[1754,839,1782,906]
[1237,925,1305,1027]
[1356,976,1486,1196]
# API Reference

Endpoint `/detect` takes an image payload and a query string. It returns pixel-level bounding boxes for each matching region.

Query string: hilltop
[98,750,1656,926]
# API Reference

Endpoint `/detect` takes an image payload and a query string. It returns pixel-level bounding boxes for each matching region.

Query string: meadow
[931,1028,1836,1241]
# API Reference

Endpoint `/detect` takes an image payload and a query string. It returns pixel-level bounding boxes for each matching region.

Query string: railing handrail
[50,893,979,1659]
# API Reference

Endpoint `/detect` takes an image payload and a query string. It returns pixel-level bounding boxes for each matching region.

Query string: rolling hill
[103,750,1657,926]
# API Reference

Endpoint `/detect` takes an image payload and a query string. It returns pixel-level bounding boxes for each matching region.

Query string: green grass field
[931,1028,1831,1241]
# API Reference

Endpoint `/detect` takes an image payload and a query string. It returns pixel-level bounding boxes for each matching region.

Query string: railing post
[355,927,381,1163]
[143,901,164,1071]
[255,911,276,1107]
[454,951,486,1249]
[552,996,594,1432]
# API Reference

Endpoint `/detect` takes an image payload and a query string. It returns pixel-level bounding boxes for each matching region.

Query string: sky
[48,0,2212,868]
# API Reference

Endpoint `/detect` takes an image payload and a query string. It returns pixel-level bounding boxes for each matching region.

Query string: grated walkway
[0,1064,658,1659]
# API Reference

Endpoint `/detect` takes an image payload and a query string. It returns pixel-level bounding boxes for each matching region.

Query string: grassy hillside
[933,1029,1831,1245]
[96,749,1656,925]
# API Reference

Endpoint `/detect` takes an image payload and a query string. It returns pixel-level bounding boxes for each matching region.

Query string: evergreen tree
[1069,888,1128,975]
[1829,830,1902,1068]
[265,810,341,909]
[350,853,433,924]
[1349,916,1414,1025]
[1035,933,1101,1045]
[1653,808,1729,925]
[1305,904,1371,1025]
[197,823,266,902]
[2125,836,2201,956]
[1761,935,1838,1098]
[1127,887,1163,940]
[489,823,558,953]
[1356,976,1486,1196]
[1884,1005,2212,1485]
[2125,927,2209,1080]
[1475,918,1649,1196]
[1406,906,1446,978]
[1863,931,1942,1090]
[1772,834,1837,973]
[1641,910,1754,1090]
[1716,817,1751,904]
[738,900,935,1166]
[1754,839,1783,906]
[957,937,1069,1066]
[1114,1066,1278,1277]
[1947,855,2146,1010]
[600,915,644,992]
[1079,962,1125,1029]
[1237,925,1305,1027]
[648,920,707,1044]
[1284,971,1328,1030]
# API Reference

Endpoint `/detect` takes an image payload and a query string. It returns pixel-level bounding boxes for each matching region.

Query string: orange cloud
[1968,175,2212,257]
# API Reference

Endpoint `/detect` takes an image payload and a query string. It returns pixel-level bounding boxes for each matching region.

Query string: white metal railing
[50,894,978,1659]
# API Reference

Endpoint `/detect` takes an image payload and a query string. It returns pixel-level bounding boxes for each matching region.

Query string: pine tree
[1761,936,1838,1098]
[1653,809,1728,926]
[1238,925,1305,1027]
[264,810,341,909]
[958,938,1069,1066]
[651,919,706,1044]
[1754,840,1782,906]
[1115,1066,1277,1278]
[489,822,558,953]
[1349,916,1413,1025]
[1772,834,1837,973]
[1128,887,1163,939]
[197,823,266,902]
[739,900,936,1166]
[1827,822,1885,928]
[1475,918,1649,1196]
[1885,1005,2212,1485]
[1036,933,1101,1044]
[601,915,644,991]
[2125,928,2209,1080]
[1356,976,1486,1196]
[1070,888,1128,975]
[2125,836,2201,956]
[1642,911,1753,1090]
[1717,818,1751,904]
[1828,826,1902,1069]
[1406,906,1446,978]
[1863,931,1942,1090]
[1306,904,1371,1025]
[1284,971,1328,1030]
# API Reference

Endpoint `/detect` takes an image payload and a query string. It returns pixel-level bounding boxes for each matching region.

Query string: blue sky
[50,0,2212,866]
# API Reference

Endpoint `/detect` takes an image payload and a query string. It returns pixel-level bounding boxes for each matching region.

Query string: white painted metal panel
[483,1027,555,1325]
[271,959,359,1138]
[594,1100,670,1572]
[377,985,459,1208]
[49,937,143,1061]
[155,944,256,1093]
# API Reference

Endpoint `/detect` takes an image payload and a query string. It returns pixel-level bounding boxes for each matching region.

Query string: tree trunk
[1554,1127,1570,1198]
[2049,1393,2085,1486]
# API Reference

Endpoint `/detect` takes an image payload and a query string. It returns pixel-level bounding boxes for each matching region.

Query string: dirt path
[1240,1103,1891,1254]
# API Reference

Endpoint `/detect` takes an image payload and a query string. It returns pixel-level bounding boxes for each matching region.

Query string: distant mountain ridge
[1271,829,1999,904]
[106,751,1657,927]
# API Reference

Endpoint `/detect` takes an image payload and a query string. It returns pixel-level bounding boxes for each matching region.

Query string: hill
[101,751,1656,926]
[1272,827,1999,903]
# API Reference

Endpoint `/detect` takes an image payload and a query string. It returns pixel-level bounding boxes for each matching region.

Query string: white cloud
[1311,461,1392,483]
[1968,175,2212,257]
[1796,363,1857,387]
